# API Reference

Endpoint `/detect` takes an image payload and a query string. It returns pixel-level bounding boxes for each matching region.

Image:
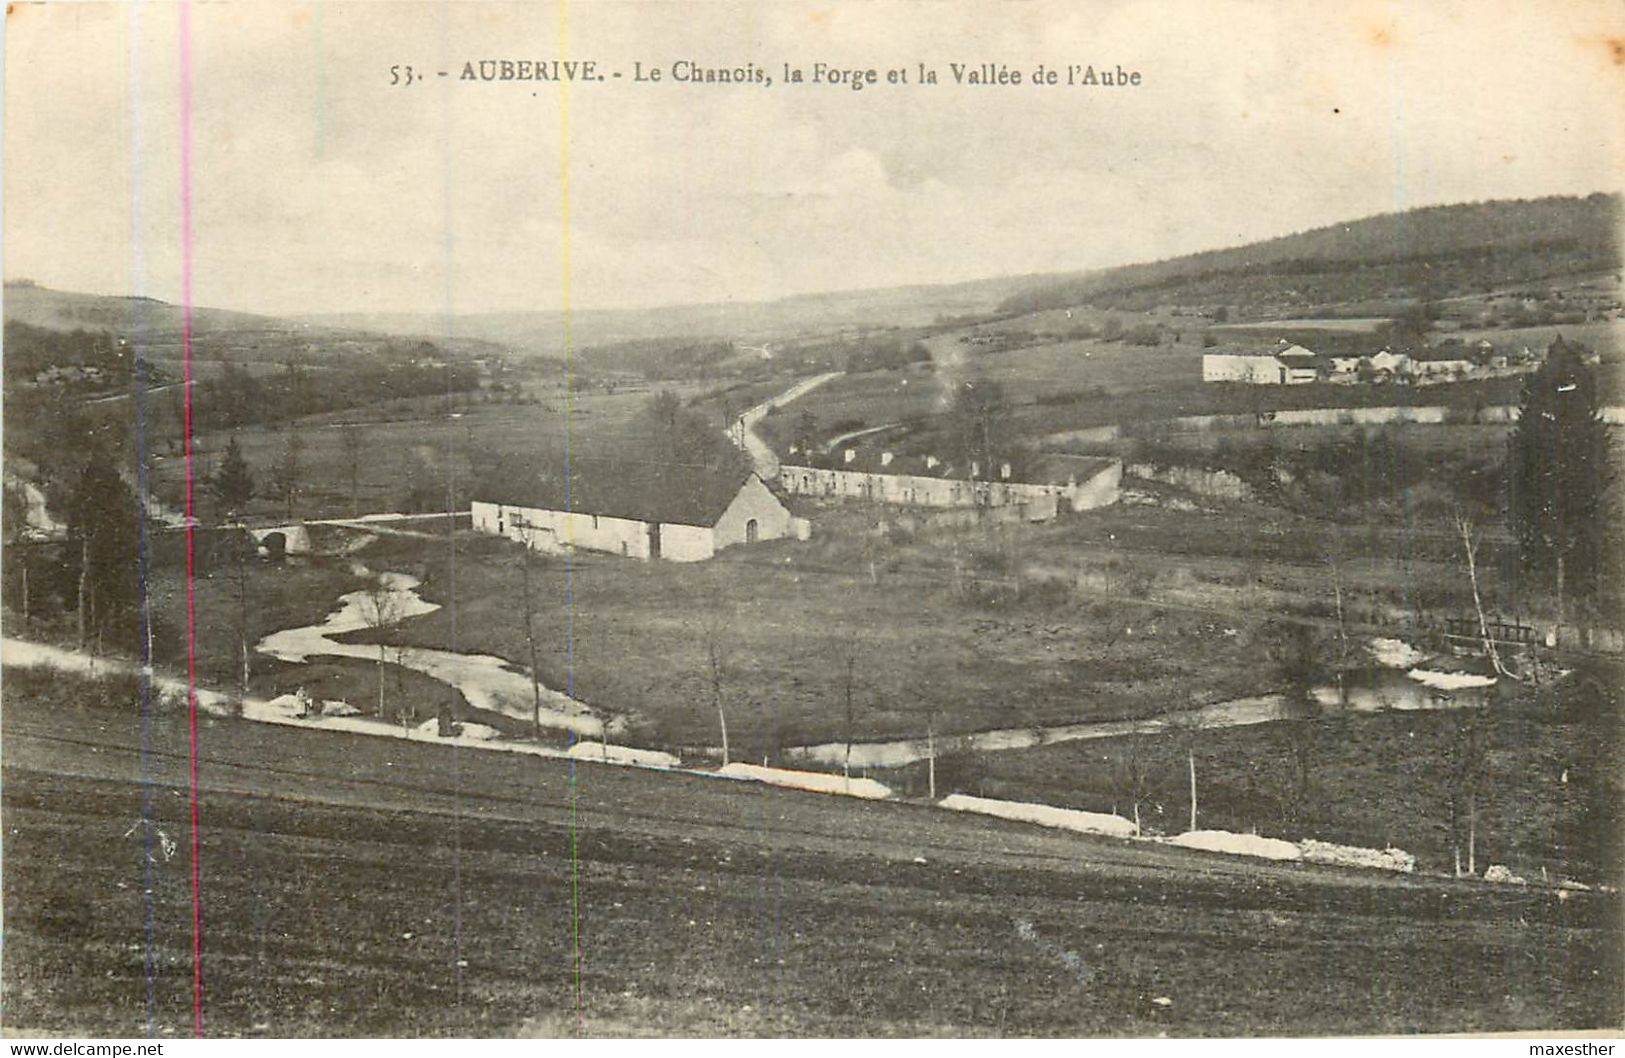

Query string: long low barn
[776,453,1121,517]
[472,458,809,562]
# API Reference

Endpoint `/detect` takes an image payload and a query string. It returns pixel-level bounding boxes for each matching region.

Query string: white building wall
[1367,352,1409,376]
[471,500,500,534]
[777,462,1120,516]
[1061,461,1123,511]
[1409,359,1473,381]
[471,500,652,558]
[473,478,805,563]
[1202,354,1285,384]
[711,475,798,551]
[659,523,715,562]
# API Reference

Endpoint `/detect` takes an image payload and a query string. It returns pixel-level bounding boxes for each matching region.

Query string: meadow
[880,669,1623,884]
[348,524,1280,755]
[4,673,1618,1036]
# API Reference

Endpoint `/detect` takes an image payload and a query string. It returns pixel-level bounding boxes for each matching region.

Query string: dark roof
[476,455,758,527]
[829,451,962,478]
[1202,345,1282,358]
[1410,346,1477,362]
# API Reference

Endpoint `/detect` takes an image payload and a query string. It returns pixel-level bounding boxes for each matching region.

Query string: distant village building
[1363,349,1410,381]
[472,459,808,562]
[1200,330,1545,386]
[1201,341,1323,385]
[1275,344,1320,383]
[1407,345,1476,381]
[1202,351,1293,384]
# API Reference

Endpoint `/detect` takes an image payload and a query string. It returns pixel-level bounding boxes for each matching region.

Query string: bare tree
[167,387,187,455]
[233,532,253,714]
[926,710,937,800]
[1324,537,1352,708]
[392,644,416,729]
[648,389,682,446]
[270,431,304,521]
[3,484,29,607]
[699,605,733,766]
[342,425,364,517]
[1449,705,1490,876]
[1268,620,1325,823]
[755,695,783,767]
[839,627,864,788]
[1186,727,1199,832]
[1165,709,1206,832]
[864,508,882,586]
[76,535,90,653]
[519,547,545,738]
[908,678,944,801]
[1111,734,1150,835]
[1454,508,1521,681]
[357,575,403,719]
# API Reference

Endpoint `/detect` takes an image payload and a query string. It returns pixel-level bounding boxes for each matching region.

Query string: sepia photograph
[2,0,1622,1040]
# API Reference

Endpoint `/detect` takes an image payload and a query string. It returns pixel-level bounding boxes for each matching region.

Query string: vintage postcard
[2,0,1621,1040]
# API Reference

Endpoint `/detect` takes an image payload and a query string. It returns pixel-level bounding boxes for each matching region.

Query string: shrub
[969,547,1011,576]
[1125,324,1163,347]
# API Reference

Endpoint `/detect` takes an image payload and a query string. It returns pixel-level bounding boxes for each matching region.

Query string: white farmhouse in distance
[1275,344,1320,383]
[1201,341,1322,385]
[1365,349,1410,380]
[1202,351,1287,384]
[1407,345,1477,380]
[472,457,808,562]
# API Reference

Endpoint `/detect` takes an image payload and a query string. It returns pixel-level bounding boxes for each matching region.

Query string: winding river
[785,665,1495,770]
[258,571,1493,772]
[256,569,612,740]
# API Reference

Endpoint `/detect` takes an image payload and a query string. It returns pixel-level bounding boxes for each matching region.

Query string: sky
[4,0,1623,316]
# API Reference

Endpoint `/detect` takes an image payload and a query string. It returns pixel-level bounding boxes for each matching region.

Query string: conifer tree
[1507,336,1614,616]
[211,436,255,518]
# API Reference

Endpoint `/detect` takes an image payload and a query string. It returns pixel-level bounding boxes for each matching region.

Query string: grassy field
[879,671,1623,883]
[3,674,1618,1037]
[173,489,1552,757]
[123,452,1583,761]
[139,550,368,697]
[754,338,1206,453]
[143,380,732,524]
[754,334,1534,461]
[1448,320,1623,361]
[347,520,1306,755]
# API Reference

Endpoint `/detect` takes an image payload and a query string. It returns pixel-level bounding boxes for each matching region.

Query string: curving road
[729,371,843,479]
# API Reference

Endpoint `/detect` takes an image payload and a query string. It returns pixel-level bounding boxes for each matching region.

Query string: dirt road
[732,371,842,478]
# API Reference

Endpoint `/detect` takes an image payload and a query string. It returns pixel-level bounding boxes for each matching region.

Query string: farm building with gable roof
[472,456,808,562]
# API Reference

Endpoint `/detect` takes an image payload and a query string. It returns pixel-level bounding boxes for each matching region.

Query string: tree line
[999,193,1621,316]
[191,355,478,435]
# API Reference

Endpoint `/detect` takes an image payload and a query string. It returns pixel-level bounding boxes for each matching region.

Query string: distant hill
[3,280,281,339]
[998,193,1623,316]
[11,193,1617,371]
[1,281,503,367]
[303,273,1049,361]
